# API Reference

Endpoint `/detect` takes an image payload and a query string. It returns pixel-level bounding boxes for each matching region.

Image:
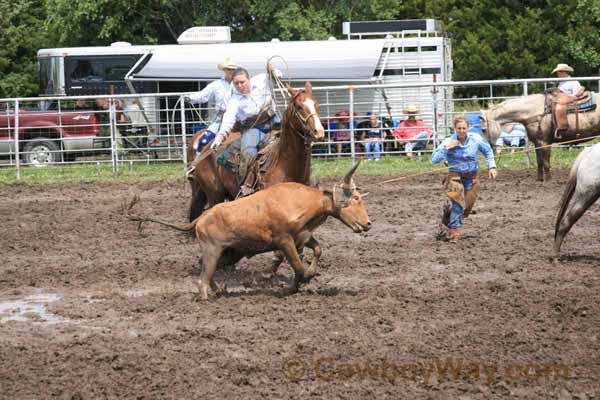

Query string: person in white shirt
[552,63,585,99]
[185,57,238,177]
[211,64,282,195]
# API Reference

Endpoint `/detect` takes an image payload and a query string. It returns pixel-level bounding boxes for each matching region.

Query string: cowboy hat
[217,57,239,71]
[552,63,574,74]
[404,104,419,114]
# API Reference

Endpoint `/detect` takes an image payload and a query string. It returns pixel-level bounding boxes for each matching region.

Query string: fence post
[109,98,118,173]
[523,82,529,96]
[431,75,439,149]
[349,87,355,161]
[325,90,332,157]
[180,96,188,175]
[15,99,20,180]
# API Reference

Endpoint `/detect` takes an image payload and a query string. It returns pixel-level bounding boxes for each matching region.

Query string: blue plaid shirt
[432,132,496,173]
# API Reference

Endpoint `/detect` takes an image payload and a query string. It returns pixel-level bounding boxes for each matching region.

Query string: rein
[286,91,318,143]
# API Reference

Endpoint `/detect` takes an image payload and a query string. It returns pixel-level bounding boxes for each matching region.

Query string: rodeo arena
[2,19,600,398]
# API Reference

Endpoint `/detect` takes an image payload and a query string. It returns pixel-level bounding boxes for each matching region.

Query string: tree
[567,0,600,76]
[0,0,49,97]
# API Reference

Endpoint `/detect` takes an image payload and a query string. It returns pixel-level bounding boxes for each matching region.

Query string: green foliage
[2,0,600,98]
[566,0,600,74]
[0,0,48,97]
[0,149,583,185]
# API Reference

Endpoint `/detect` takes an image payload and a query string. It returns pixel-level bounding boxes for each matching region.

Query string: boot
[448,227,462,241]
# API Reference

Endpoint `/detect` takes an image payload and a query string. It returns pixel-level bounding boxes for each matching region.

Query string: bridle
[287,91,320,143]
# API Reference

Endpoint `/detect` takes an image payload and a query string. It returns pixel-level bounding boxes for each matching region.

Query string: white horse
[553,143,600,258]
[480,91,600,181]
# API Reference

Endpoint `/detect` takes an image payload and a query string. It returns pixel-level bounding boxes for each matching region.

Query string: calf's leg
[197,245,222,301]
[303,235,322,279]
[276,237,308,294]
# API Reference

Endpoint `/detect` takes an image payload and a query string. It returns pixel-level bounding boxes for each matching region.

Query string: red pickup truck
[0,107,101,166]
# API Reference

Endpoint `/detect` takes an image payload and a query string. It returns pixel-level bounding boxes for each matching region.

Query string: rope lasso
[376,133,600,186]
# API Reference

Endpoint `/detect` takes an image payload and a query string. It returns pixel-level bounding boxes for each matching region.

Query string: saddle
[545,90,597,138]
[216,130,281,194]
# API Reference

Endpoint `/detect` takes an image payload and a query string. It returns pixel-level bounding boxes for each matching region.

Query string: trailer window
[103,57,138,81]
[68,56,139,83]
[39,58,53,94]
[70,59,103,82]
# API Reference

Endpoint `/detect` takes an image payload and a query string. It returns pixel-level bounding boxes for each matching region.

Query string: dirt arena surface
[1,168,599,399]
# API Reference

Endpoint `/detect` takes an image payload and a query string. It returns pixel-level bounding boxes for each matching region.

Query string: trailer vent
[177,26,231,45]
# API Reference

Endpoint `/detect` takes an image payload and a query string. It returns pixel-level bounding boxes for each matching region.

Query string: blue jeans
[405,132,429,152]
[239,123,270,184]
[497,137,525,148]
[364,141,382,160]
[241,124,269,159]
[448,176,474,228]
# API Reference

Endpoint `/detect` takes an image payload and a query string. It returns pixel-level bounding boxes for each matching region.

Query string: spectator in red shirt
[332,109,354,156]
[392,104,433,158]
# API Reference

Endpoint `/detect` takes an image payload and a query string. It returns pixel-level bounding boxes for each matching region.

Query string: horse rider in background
[551,63,587,139]
[185,57,239,177]
[210,63,283,196]
[552,63,585,100]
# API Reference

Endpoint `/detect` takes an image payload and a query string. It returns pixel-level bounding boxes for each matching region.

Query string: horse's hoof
[283,285,300,296]
[214,284,227,297]
[301,269,318,283]
[192,292,210,302]
[304,266,318,280]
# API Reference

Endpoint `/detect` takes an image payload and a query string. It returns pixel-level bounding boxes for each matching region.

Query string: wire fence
[1,76,599,179]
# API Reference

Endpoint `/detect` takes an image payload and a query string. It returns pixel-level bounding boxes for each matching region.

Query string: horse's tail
[555,170,578,240]
[189,187,207,222]
[129,214,200,233]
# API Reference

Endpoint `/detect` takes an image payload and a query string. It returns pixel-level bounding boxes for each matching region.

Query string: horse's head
[285,82,325,141]
[479,109,502,144]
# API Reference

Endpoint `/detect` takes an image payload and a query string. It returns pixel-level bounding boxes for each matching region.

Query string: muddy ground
[0,169,599,399]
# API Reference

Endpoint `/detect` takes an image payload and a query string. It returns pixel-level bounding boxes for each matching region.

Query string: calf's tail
[129,215,200,233]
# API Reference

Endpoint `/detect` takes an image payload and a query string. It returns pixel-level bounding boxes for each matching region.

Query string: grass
[0,147,584,186]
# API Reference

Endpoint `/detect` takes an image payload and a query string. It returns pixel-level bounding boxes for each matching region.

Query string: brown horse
[480,91,600,181]
[188,81,325,220]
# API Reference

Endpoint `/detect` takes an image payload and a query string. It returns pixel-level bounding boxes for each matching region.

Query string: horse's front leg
[534,147,545,181]
[541,146,552,181]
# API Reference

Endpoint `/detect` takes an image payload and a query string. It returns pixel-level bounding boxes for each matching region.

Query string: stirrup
[554,129,564,140]
[236,185,254,199]
[185,165,196,180]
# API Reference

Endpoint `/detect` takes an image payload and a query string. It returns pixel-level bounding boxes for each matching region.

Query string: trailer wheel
[23,139,60,167]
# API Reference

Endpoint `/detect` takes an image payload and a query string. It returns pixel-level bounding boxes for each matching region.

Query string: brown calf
[135,162,370,300]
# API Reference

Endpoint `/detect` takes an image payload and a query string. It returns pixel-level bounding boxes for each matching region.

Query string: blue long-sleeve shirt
[431,132,496,173]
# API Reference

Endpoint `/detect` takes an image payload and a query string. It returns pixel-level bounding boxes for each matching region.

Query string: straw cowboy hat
[404,104,419,114]
[552,63,574,74]
[218,57,239,71]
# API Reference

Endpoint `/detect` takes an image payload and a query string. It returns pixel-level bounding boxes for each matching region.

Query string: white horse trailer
[38,20,452,138]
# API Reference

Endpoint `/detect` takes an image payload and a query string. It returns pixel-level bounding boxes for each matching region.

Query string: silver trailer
[38,20,452,139]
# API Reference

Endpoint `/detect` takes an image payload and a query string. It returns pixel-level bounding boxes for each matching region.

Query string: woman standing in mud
[431,115,497,240]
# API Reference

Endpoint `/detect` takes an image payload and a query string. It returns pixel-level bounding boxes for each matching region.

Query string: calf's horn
[343,160,362,186]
